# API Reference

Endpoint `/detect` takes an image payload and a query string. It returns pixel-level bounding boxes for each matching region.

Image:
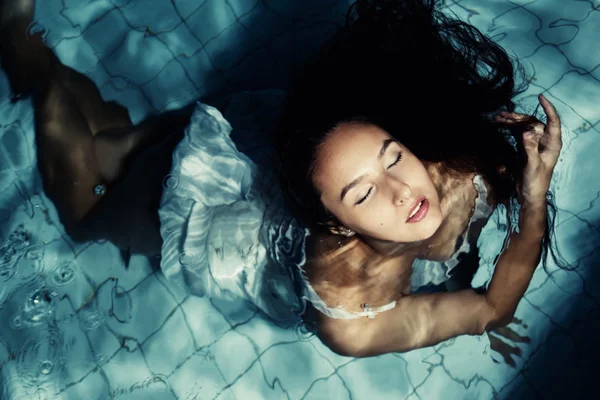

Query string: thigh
[71,129,185,256]
[55,64,132,135]
[34,79,106,225]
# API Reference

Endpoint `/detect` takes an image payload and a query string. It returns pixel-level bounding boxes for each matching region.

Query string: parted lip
[406,196,426,222]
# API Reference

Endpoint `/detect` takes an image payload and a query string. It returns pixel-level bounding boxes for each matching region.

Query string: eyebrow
[340,139,396,201]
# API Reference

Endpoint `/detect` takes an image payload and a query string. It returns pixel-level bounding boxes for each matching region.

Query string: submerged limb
[92,104,195,183]
[1,1,194,228]
[53,63,133,136]
[488,318,531,368]
[71,127,186,256]
[0,2,133,131]
[34,78,105,225]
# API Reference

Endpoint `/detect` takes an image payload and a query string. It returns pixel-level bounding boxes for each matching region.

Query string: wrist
[518,200,547,238]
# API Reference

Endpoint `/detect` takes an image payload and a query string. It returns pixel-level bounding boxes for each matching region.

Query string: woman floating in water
[277,0,562,356]
[0,0,561,358]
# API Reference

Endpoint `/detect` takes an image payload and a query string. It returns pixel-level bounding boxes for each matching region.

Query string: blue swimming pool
[1,0,599,398]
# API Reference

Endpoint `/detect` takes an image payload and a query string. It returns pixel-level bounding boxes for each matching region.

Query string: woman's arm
[317,201,545,357]
[484,201,546,328]
[486,93,562,325]
[316,95,562,357]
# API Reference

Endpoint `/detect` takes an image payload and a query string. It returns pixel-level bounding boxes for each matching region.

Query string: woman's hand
[495,94,563,205]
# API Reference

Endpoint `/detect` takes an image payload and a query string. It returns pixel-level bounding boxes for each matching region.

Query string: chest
[308,176,495,313]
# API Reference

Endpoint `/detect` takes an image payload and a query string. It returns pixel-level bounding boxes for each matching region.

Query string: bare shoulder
[304,230,414,314]
[304,230,372,279]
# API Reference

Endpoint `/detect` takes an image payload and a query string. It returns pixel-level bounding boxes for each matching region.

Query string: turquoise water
[1,0,599,398]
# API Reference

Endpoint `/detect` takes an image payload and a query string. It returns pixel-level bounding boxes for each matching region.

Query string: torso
[304,165,495,315]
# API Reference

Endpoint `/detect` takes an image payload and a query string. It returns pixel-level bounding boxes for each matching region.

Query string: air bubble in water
[12,314,23,329]
[294,318,316,342]
[50,262,77,286]
[38,360,53,375]
[29,290,49,306]
[17,326,63,384]
[162,174,179,190]
[22,288,55,325]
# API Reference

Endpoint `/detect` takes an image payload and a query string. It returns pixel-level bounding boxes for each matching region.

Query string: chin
[423,214,444,238]
[394,217,441,243]
[380,228,436,244]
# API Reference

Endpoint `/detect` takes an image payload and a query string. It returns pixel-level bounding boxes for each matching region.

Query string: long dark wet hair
[276,0,565,270]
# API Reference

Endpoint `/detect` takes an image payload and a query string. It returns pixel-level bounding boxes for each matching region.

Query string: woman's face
[313,122,443,243]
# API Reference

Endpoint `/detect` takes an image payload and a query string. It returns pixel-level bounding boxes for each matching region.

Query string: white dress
[158,91,494,322]
[158,91,308,323]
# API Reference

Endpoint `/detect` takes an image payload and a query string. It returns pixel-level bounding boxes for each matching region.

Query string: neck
[361,234,424,260]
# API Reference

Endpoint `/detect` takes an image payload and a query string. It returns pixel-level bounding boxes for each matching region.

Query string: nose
[391,180,412,206]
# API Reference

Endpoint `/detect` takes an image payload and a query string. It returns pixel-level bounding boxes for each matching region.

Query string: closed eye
[356,187,373,205]
[387,153,402,169]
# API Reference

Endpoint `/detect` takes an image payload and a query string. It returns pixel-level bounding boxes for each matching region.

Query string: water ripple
[49,262,77,286]
[16,325,65,386]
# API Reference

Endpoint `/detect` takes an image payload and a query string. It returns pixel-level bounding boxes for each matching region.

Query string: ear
[328,225,356,237]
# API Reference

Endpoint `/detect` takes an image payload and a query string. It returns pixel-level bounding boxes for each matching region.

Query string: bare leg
[1,1,194,253]
[0,1,132,131]
[33,77,106,224]
[54,64,132,136]
[92,105,194,183]
[0,8,122,223]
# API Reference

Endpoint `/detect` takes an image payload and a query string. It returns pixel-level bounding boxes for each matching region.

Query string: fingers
[522,130,541,167]
[538,94,563,157]
[491,326,531,344]
[494,94,560,133]
[538,94,561,134]
[494,94,563,160]
[488,334,520,368]
[494,111,545,135]
[494,111,536,124]
[496,110,543,166]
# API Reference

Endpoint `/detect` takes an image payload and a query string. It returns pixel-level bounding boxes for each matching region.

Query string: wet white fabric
[158,92,309,323]
[301,280,399,320]
[159,94,494,321]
